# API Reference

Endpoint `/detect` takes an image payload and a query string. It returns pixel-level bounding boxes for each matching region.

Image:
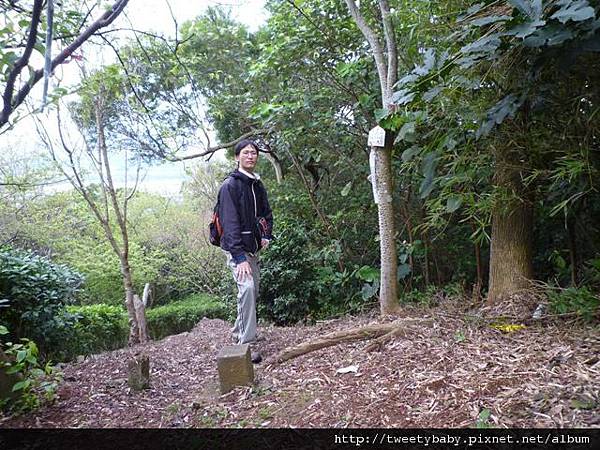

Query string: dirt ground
[1,297,599,429]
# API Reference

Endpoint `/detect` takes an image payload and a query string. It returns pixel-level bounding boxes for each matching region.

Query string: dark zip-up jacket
[218,170,273,264]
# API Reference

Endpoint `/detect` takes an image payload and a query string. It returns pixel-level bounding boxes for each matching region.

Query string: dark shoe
[251,351,262,364]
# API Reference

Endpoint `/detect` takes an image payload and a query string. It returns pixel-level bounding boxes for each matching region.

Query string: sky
[125,0,268,34]
[1,0,268,197]
[116,0,269,196]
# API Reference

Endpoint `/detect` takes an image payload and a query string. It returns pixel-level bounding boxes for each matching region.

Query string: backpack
[208,202,223,247]
[208,176,236,247]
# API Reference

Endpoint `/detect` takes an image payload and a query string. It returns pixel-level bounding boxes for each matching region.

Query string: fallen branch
[275,318,434,363]
[364,320,434,352]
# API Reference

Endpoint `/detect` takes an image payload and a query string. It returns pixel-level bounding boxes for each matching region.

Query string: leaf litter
[1,296,598,428]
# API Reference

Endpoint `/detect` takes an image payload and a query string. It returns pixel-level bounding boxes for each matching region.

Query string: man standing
[218,139,273,363]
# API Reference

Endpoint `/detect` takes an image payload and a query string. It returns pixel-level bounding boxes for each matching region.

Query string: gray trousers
[226,252,260,345]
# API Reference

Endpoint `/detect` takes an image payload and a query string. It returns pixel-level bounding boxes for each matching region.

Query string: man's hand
[236,261,252,281]
[261,238,270,249]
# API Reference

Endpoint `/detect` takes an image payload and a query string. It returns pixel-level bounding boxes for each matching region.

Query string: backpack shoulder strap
[215,175,238,210]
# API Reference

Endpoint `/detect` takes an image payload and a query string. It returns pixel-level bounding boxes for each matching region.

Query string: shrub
[400,283,465,306]
[146,294,227,340]
[548,286,599,322]
[258,222,321,324]
[0,247,83,359]
[1,325,61,414]
[64,304,128,359]
[66,241,170,307]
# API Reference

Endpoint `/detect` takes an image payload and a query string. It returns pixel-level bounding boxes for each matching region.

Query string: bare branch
[99,35,151,114]
[1,0,130,128]
[166,130,268,162]
[0,178,68,187]
[124,11,208,137]
[378,0,397,103]
[94,98,129,256]
[344,0,388,103]
[1,0,44,125]
[126,159,142,202]
[34,107,119,255]
[165,0,178,39]
[0,0,29,14]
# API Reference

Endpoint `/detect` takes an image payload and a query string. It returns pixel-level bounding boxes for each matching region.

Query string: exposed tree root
[275,318,434,363]
[363,318,435,352]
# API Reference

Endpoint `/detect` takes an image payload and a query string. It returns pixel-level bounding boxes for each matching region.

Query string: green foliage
[126,190,229,305]
[64,304,128,359]
[0,247,83,358]
[258,221,322,324]
[67,240,169,307]
[356,265,380,302]
[1,329,61,414]
[146,294,227,340]
[3,0,600,327]
[66,243,124,306]
[401,283,465,306]
[476,408,492,428]
[3,188,219,308]
[547,286,599,322]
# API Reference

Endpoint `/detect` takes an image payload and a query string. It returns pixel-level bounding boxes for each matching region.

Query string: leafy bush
[66,240,169,306]
[400,283,465,306]
[258,222,321,324]
[548,286,599,322]
[65,242,124,306]
[0,247,83,358]
[1,325,61,414]
[146,294,227,340]
[64,304,128,359]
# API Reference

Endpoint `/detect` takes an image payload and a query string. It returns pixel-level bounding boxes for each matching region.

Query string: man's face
[236,145,258,172]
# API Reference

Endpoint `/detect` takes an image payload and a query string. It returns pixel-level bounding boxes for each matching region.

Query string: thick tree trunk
[372,136,399,314]
[487,153,534,305]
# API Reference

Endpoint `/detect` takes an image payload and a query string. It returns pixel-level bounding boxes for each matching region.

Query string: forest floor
[2,295,599,428]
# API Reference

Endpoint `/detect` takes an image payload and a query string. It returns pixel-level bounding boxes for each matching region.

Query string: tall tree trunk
[95,99,142,345]
[373,135,399,314]
[345,0,399,314]
[487,152,534,304]
[120,258,140,345]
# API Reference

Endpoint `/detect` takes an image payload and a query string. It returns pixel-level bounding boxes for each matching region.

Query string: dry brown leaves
[1,299,599,429]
